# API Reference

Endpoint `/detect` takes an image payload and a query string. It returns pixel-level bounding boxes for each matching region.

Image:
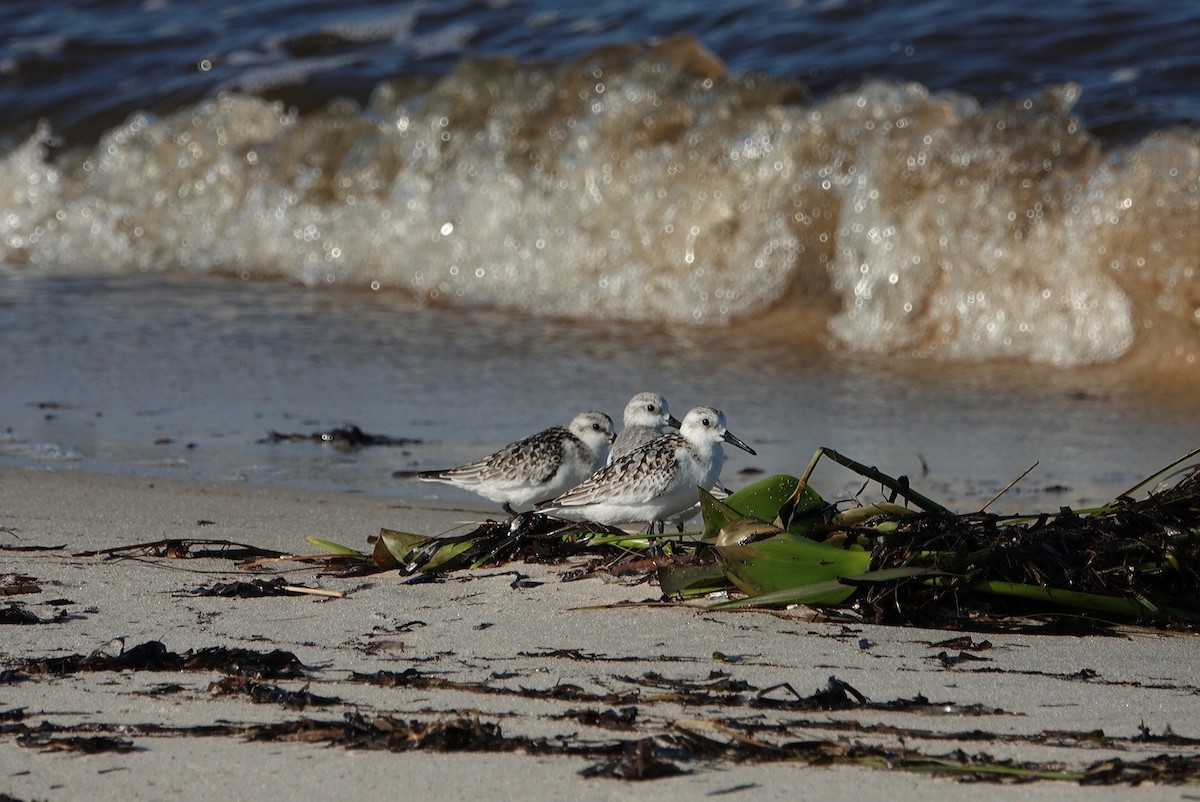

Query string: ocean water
[1,1,1197,515]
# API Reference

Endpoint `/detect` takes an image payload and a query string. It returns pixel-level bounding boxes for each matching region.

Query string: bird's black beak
[722,430,756,456]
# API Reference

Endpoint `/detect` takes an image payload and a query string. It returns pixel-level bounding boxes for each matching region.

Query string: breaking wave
[2,37,1197,366]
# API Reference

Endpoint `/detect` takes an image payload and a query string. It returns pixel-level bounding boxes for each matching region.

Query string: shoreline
[4,270,1199,522]
[3,466,1200,799]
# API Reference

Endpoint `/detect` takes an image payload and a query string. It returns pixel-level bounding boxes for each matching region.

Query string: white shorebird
[609,392,681,464]
[417,411,615,514]
[538,406,756,531]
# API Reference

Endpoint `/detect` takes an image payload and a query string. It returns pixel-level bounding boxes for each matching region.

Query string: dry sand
[2,466,1199,800]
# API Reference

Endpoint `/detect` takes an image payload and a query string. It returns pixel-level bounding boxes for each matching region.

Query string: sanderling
[538,406,756,530]
[417,411,615,514]
[609,392,681,464]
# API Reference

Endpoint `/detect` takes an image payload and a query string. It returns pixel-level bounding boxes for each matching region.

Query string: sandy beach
[4,1,1198,797]
[2,466,1200,800]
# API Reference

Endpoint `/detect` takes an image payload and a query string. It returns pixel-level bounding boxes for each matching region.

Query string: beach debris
[0,543,66,552]
[305,445,1200,630]
[17,733,137,754]
[185,577,345,599]
[13,639,308,679]
[1,574,42,596]
[563,706,640,731]
[258,424,420,450]
[5,706,1199,785]
[307,512,650,578]
[0,604,50,625]
[242,713,514,753]
[0,601,79,626]
[643,447,1200,628]
[6,647,1198,786]
[579,738,687,779]
[74,538,288,561]
[207,677,341,709]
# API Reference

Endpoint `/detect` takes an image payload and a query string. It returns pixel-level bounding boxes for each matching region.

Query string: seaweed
[14,639,308,679]
[207,677,341,709]
[74,538,288,561]
[185,577,345,599]
[579,738,687,779]
[298,446,1200,629]
[690,448,1200,627]
[258,424,420,449]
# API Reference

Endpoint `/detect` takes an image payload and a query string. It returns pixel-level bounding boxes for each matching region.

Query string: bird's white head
[569,410,616,453]
[623,392,681,431]
[679,406,756,455]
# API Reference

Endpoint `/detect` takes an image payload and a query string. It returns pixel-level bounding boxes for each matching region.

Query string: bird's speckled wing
[430,426,570,490]
[550,435,683,507]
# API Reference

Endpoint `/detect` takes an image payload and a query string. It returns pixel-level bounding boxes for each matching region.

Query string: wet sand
[4,272,1198,520]
[2,466,1199,800]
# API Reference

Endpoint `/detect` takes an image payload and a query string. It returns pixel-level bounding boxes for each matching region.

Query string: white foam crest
[0,124,63,262]
[2,97,303,274]
[825,83,1148,365]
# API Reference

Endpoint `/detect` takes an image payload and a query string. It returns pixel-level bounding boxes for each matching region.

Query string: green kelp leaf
[724,474,801,520]
[835,566,952,586]
[573,530,656,551]
[965,579,1200,621]
[715,566,947,609]
[658,562,733,598]
[305,536,367,558]
[375,528,479,573]
[714,518,786,547]
[722,475,816,523]
[701,475,828,540]
[699,488,745,540]
[715,577,854,607]
[712,533,871,601]
[831,502,913,528]
[775,480,828,533]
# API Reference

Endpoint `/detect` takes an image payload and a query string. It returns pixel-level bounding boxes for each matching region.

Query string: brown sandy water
[2,272,1196,518]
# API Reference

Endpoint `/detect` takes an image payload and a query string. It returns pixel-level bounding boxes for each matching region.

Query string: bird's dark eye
[646,404,656,412]
[702,417,711,427]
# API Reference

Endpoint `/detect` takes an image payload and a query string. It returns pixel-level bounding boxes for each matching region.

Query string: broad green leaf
[725,474,801,519]
[831,502,913,527]
[966,579,1178,619]
[658,562,733,597]
[305,536,366,557]
[714,576,855,607]
[375,528,478,573]
[699,488,745,540]
[703,475,828,539]
[715,566,948,609]
[712,533,871,598]
[775,481,828,533]
[714,517,786,547]
[722,475,805,522]
[838,566,952,585]
[575,531,655,551]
